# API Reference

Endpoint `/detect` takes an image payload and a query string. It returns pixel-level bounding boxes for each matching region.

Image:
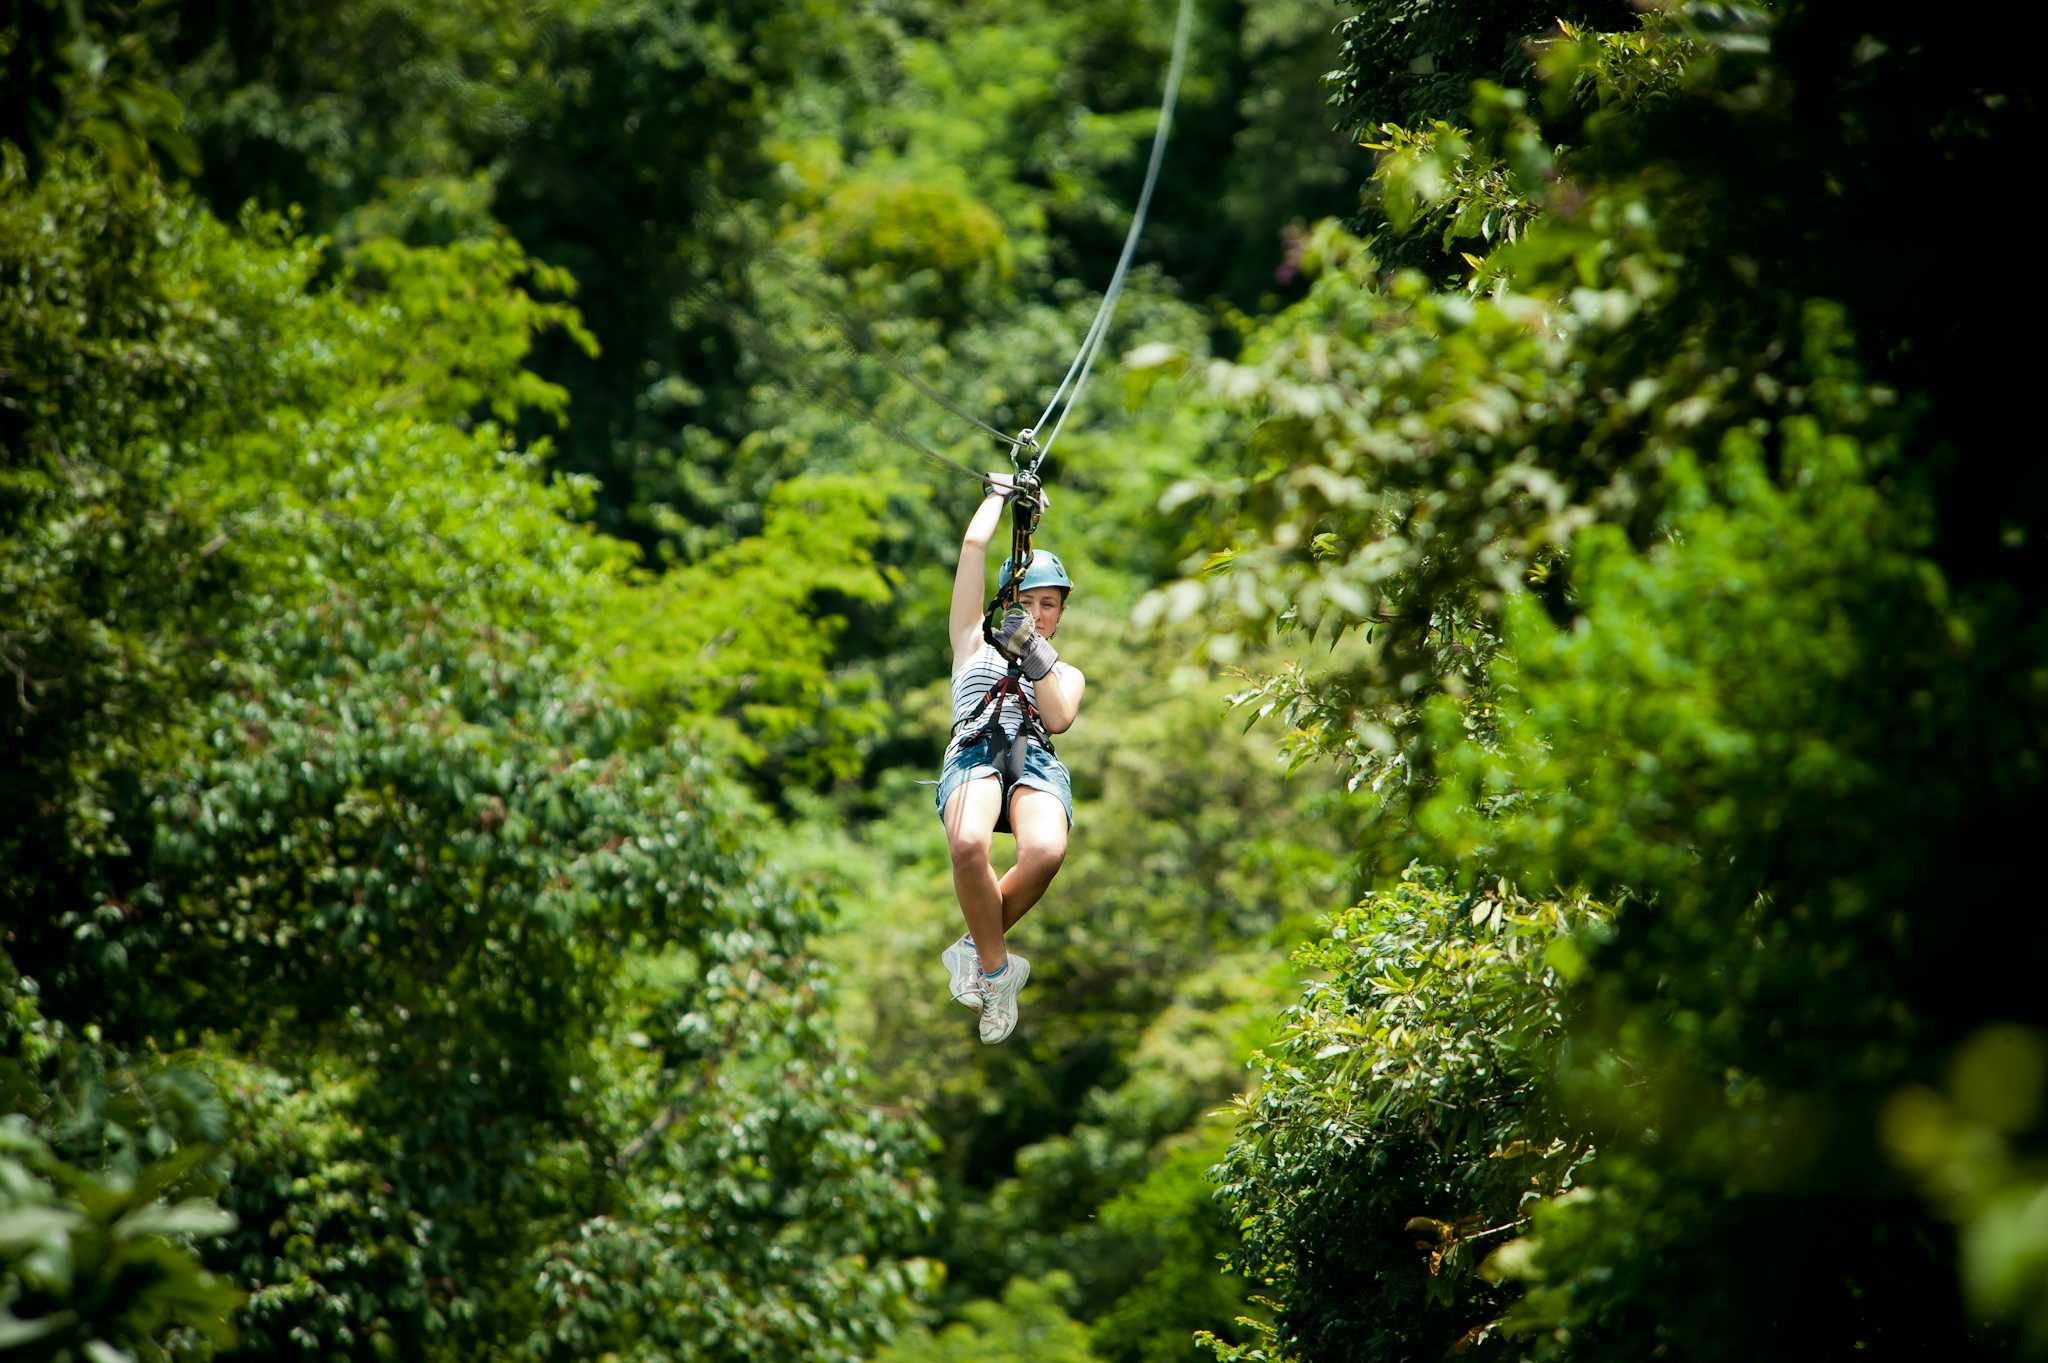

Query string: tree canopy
[4,1,2043,1361]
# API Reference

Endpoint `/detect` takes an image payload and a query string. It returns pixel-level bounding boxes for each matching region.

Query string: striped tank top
[943,643,1068,765]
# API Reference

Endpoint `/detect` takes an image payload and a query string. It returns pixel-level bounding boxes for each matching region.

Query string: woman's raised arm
[950,474,1014,669]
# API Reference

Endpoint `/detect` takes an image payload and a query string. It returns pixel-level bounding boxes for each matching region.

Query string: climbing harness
[953,658,1056,835]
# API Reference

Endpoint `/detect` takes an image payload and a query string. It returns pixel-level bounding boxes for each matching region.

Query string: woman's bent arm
[1034,665,1085,734]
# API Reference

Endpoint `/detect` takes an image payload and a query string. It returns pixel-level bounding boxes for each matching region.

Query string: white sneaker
[941,937,982,1011]
[975,954,1031,1044]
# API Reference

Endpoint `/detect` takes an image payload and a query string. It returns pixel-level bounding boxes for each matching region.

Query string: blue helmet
[997,550,1073,597]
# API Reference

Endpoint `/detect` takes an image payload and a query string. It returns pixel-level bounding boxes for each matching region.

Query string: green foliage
[936,951,1286,1337]
[1418,410,2040,1359]
[1884,1027,2048,1351]
[28,0,2044,1360]
[1,158,617,966]
[1086,1124,1253,1363]
[1,962,242,1362]
[1328,0,1632,133]
[329,232,596,423]
[1361,115,1538,270]
[0,1118,242,1362]
[1423,371,1920,904]
[1135,222,1579,824]
[157,0,565,235]
[1207,870,1598,1362]
[1325,0,1629,276]
[516,932,936,1363]
[594,472,904,788]
[4,148,937,1360]
[1340,6,1726,279]
[193,1054,429,1360]
[0,0,199,190]
[1151,0,2043,836]
[813,173,1016,299]
[2,161,250,947]
[873,1272,1102,1363]
[4,2,1406,1354]
[0,1,1408,1360]
[1186,2,2046,1358]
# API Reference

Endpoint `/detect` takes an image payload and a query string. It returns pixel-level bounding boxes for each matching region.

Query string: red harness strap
[955,661,1056,757]
[955,662,1055,837]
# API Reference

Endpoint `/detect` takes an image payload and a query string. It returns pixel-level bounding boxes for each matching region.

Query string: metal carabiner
[1010,471,1043,535]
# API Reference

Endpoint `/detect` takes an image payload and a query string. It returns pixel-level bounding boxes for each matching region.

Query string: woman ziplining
[704,0,1191,1041]
[916,0,1187,1043]
[935,460,1084,1043]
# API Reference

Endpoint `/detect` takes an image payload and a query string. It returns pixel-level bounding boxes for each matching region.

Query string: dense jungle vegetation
[3,1,2044,1360]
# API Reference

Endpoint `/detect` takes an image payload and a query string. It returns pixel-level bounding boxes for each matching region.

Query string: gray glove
[992,606,1059,681]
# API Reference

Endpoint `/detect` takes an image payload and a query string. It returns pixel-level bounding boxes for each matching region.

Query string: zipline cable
[1029,0,1194,465]
[689,0,1193,488]
[714,204,1026,453]
[696,197,1033,454]
[778,269,1032,453]
[682,283,993,484]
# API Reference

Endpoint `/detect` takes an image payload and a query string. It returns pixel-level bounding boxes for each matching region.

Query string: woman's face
[1018,586,1066,639]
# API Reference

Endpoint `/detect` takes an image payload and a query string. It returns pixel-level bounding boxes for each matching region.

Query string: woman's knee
[949,829,994,872]
[1011,813,1068,879]
[1016,838,1066,882]
[942,778,1001,863]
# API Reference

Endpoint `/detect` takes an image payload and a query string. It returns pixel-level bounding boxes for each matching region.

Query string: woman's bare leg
[998,786,1069,931]
[943,777,1009,971]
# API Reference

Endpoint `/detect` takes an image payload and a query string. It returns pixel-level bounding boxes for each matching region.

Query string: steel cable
[688,0,1194,488]
[1029,0,1194,464]
[683,283,992,484]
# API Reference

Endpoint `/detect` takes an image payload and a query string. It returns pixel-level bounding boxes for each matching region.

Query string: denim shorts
[934,736,1074,828]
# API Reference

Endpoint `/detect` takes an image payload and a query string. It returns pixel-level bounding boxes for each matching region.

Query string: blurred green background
[3,1,2042,1360]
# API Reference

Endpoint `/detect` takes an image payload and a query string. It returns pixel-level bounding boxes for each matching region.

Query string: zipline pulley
[1011,425,1047,481]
